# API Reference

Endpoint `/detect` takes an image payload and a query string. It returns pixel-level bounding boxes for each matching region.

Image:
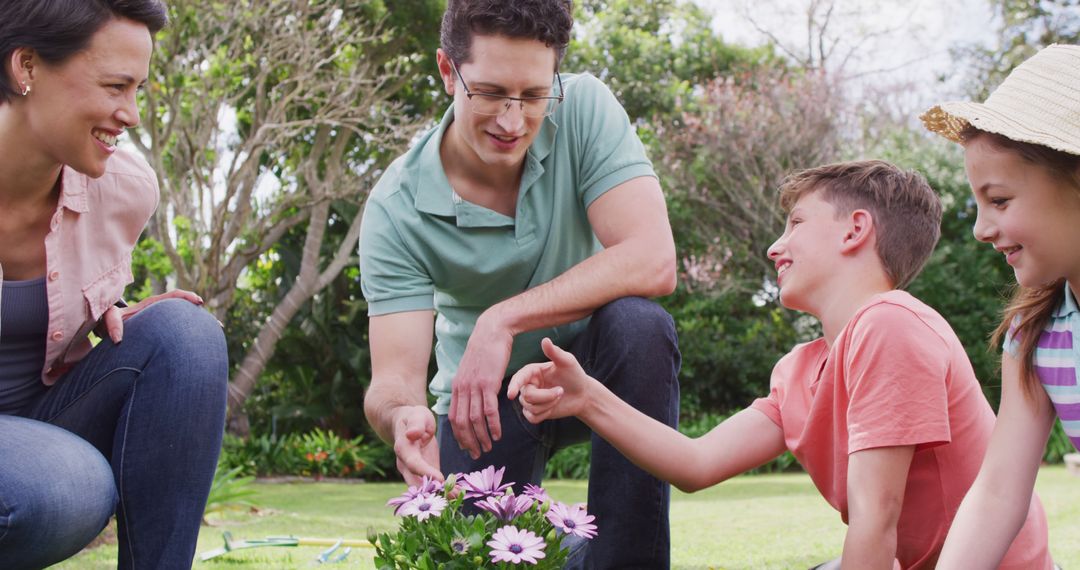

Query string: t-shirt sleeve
[844,303,952,453]
[749,390,783,428]
[359,199,434,316]
[565,75,657,207]
[1002,314,1022,357]
[750,351,802,429]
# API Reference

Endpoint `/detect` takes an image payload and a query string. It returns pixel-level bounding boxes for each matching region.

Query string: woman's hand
[100,289,206,343]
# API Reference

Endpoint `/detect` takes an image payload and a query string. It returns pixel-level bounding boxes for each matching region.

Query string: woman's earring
[20,83,30,96]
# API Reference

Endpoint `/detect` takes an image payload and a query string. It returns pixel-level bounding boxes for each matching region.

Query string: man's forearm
[485,236,675,337]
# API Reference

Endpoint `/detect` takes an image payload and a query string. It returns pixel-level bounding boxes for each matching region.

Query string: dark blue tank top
[0,277,49,414]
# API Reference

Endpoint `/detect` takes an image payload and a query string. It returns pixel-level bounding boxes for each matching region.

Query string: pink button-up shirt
[0,149,159,385]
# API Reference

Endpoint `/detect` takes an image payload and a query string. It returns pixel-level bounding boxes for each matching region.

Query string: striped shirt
[1004,282,1080,448]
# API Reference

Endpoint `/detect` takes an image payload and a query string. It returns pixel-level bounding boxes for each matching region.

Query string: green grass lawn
[57,465,1080,569]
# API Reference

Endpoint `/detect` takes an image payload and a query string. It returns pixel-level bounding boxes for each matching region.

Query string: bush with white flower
[370,466,597,569]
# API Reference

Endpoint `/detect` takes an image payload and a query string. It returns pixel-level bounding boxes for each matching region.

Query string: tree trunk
[225,200,365,435]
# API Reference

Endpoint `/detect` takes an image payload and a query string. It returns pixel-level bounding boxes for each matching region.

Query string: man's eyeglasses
[450,60,564,118]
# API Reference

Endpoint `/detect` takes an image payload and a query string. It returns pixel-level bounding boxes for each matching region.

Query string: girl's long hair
[962,127,1080,398]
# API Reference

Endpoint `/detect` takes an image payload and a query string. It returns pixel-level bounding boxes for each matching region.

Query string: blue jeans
[438,297,681,569]
[0,299,228,569]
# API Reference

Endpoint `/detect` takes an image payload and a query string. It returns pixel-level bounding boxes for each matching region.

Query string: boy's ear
[839,209,875,254]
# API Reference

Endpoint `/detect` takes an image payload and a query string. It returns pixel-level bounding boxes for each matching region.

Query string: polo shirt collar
[56,165,90,213]
[412,106,557,225]
[1056,281,1079,318]
[414,108,458,218]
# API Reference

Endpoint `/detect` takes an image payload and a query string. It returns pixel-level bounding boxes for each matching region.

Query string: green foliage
[220,433,302,477]
[566,0,772,123]
[219,428,387,480]
[953,0,1080,100]
[669,291,802,417]
[545,443,592,480]
[296,428,380,480]
[128,236,172,300]
[203,463,257,524]
[1044,420,1075,464]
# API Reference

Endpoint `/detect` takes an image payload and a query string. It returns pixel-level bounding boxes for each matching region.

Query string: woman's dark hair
[0,0,168,103]
[440,0,573,67]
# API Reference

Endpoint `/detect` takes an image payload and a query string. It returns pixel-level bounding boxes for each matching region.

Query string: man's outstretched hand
[392,405,443,486]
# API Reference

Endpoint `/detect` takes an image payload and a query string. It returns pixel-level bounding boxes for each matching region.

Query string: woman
[0,1,228,568]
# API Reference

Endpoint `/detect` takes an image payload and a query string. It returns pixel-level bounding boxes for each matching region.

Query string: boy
[510,160,1052,568]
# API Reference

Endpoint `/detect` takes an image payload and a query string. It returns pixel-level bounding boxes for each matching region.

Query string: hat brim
[921,101,1080,157]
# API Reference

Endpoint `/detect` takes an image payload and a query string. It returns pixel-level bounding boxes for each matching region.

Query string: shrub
[203,462,257,524]
[219,427,385,479]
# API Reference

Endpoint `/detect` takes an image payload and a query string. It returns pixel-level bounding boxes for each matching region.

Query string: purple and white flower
[522,483,551,504]
[386,476,442,515]
[459,465,513,500]
[487,525,547,565]
[545,502,598,539]
[398,493,447,521]
[450,537,471,554]
[475,492,534,521]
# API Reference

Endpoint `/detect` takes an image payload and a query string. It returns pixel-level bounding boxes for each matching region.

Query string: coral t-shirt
[750,291,1051,569]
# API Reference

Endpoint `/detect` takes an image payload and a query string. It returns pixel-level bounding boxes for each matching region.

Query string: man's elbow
[648,248,678,296]
[654,262,677,295]
[673,476,708,494]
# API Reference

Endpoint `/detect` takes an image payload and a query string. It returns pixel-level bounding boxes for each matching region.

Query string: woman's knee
[0,418,116,568]
[130,298,225,352]
[125,298,228,382]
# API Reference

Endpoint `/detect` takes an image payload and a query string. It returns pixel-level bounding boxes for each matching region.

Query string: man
[360,1,680,566]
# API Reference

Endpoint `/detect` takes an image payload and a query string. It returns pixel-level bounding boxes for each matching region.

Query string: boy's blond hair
[778,160,942,289]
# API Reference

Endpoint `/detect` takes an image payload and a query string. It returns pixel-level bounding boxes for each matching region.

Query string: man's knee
[586,298,680,423]
[592,297,678,350]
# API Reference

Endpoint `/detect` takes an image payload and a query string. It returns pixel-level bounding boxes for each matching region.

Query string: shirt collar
[413,107,457,217]
[1056,281,1079,318]
[412,105,557,220]
[57,165,90,213]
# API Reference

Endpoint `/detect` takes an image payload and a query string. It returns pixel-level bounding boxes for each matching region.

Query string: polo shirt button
[48,271,60,281]
[51,330,64,341]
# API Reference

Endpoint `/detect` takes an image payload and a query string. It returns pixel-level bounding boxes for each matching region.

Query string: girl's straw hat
[921,43,1080,156]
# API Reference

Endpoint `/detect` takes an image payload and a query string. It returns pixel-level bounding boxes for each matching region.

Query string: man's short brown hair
[778,160,942,289]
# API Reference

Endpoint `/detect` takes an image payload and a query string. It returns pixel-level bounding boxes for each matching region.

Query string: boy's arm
[841,445,914,570]
[451,176,677,459]
[509,339,787,492]
[363,310,443,485]
[937,352,1055,568]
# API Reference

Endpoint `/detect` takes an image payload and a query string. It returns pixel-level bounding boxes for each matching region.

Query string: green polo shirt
[359,72,656,414]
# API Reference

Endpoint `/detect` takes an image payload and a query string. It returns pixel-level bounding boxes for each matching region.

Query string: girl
[922,43,1080,567]
[0,1,228,568]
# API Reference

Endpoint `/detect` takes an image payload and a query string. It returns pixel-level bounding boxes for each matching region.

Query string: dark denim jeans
[0,299,228,570]
[438,297,681,569]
